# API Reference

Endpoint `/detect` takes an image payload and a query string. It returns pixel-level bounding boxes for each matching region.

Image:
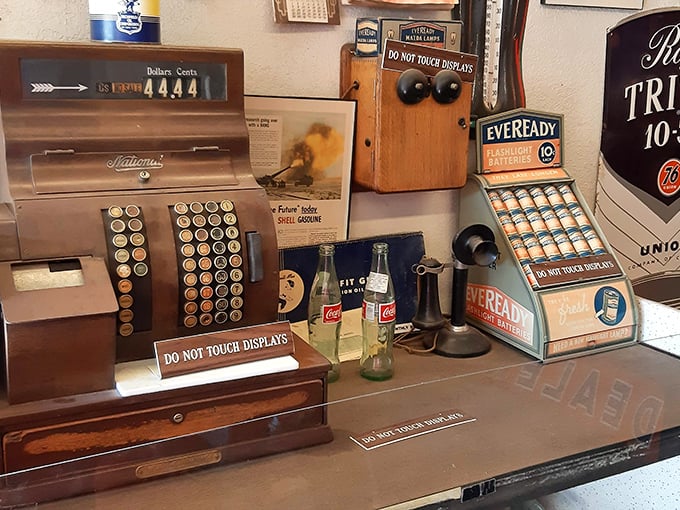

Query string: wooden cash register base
[0,336,332,507]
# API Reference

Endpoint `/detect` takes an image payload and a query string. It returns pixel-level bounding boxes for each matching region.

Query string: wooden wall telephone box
[0,41,332,506]
[340,40,477,192]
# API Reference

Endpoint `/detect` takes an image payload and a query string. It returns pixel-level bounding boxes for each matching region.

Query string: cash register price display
[0,41,332,506]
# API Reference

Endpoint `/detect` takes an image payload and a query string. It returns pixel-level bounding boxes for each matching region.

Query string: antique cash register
[0,41,331,505]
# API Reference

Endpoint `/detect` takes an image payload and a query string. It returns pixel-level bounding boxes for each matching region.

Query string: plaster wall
[0,0,677,309]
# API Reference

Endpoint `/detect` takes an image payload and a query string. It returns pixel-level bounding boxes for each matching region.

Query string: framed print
[245,95,356,248]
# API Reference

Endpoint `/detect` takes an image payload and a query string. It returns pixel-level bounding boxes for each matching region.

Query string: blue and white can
[89,0,160,43]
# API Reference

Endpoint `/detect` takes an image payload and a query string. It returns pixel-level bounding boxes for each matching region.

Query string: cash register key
[179,229,194,243]
[177,215,192,229]
[198,257,212,271]
[184,287,199,301]
[174,202,189,215]
[215,298,229,311]
[108,206,124,218]
[225,226,240,240]
[132,247,147,262]
[189,202,204,214]
[193,215,207,228]
[118,279,133,294]
[184,301,198,315]
[210,227,224,241]
[115,249,130,263]
[215,270,228,284]
[231,282,244,296]
[199,313,213,326]
[184,315,198,328]
[214,256,228,269]
[205,201,219,213]
[183,258,197,272]
[195,228,209,242]
[183,273,198,287]
[200,300,214,313]
[134,263,149,277]
[199,272,213,285]
[212,241,226,255]
[208,213,222,227]
[119,308,134,323]
[130,233,145,246]
[227,240,241,253]
[181,244,195,257]
[229,309,243,322]
[214,311,228,324]
[229,254,243,267]
[197,243,211,256]
[215,284,229,298]
[223,213,237,226]
[125,205,141,217]
[119,323,134,337]
[220,200,234,212]
[110,219,126,233]
[230,268,244,282]
[128,218,144,232]
[116,264,132,278]
[112,234,128,248]
[230,296,244,309]
[118,294,134,308]
[200,286,214,299]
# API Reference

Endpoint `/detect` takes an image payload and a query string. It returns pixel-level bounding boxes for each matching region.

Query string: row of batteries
[487,183,607,288]
[104,200,246,337]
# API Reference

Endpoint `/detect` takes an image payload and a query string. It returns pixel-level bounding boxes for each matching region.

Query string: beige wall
[0,0,677,310]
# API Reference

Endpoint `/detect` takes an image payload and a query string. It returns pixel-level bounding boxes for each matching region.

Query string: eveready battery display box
[460,108,638,361]
[355,18,462,56]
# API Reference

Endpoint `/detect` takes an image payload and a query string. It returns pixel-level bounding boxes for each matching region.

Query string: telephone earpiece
[431,70,463,104]
[396,69,430,105]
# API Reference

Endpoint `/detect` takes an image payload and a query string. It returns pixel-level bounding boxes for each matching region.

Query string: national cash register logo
[117,0,143,35]
[107,154,164,172]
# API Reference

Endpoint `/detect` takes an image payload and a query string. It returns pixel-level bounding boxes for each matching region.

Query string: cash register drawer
[2,379,325,472]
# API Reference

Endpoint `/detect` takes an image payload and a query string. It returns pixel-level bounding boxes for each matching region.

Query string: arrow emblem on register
[30,83,88,93]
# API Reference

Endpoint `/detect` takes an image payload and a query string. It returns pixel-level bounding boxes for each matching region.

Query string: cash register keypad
[170,200,245,328]
[102,205,153,337]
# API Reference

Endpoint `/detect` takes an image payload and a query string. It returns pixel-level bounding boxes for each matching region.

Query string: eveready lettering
[485,118,558,142]
[467,286,532,329]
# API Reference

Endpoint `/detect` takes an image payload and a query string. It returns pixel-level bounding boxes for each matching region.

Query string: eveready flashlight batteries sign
[595,9,680,307]
[476,110,562,173]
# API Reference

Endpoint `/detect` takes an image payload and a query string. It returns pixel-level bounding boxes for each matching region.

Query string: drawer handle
[172,412,184,424]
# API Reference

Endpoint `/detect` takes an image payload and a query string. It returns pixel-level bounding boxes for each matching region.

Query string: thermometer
[483,0,503,111]
[457,0,529,126]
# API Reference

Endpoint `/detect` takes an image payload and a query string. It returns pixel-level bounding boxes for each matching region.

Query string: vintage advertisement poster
[245,95,355,248]
[594,9,680,310]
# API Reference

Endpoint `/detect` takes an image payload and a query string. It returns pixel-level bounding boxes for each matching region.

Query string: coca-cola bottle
[307,244,342,382]
[360,242,395,381]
